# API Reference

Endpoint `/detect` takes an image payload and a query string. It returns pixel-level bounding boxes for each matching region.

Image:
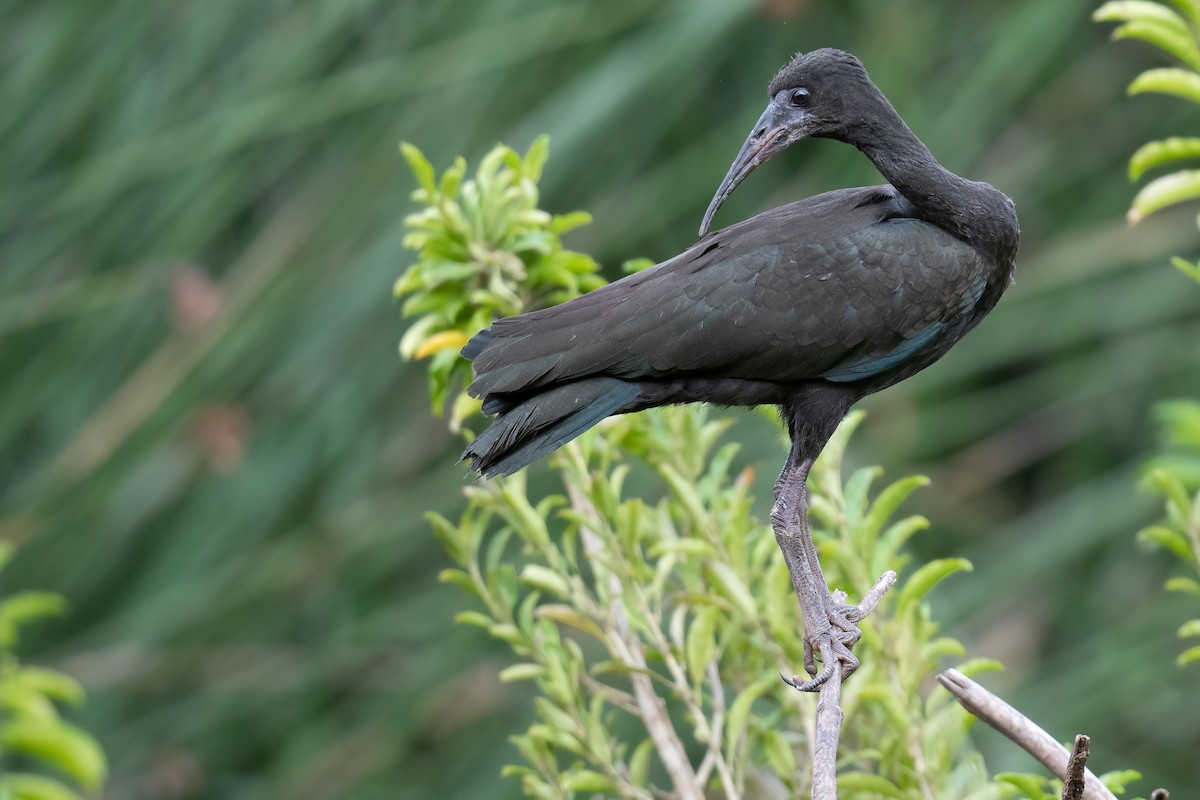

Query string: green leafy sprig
[0,543,107,800]
[395,137,604,426]
[1095,0,1200,283]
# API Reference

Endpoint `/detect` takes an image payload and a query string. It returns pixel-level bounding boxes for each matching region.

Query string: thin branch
[567,479,705,800]
[936,670,1118,800]
[1062,734,1089,800]
[811,659,844,800]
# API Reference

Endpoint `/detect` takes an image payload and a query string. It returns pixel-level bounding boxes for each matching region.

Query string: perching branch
[799,579,896,800]
[810,661,844,800]
[936,670,1117,800]
[1062,734,1089,800]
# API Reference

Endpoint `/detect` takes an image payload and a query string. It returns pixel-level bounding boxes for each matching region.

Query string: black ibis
[460,48,1019,690]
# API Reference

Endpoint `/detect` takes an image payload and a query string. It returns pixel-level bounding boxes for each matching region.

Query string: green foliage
[1099,0,1200,672]
[435,407,1006,799]
[395,138,604,424]
[1138,402,1200,667]
[0,544,106,800]
[1096,0,1200,283]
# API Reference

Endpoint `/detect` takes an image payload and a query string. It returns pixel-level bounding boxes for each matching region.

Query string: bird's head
[699,48,876,237]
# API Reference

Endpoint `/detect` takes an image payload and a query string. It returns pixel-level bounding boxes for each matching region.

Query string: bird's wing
[467,187,990,397]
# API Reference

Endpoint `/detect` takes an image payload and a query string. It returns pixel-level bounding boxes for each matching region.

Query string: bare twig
[936,670,1118,800]
[1062,734,1089,800]
[810,659,843,800]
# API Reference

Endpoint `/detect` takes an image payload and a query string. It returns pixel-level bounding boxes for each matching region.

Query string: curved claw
[781,571,898,693]
[783,640,853,692]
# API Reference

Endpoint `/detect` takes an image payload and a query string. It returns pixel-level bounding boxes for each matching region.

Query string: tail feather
[462,377,639,477]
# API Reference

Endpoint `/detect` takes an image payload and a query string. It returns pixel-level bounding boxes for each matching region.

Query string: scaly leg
[771,456,896,691]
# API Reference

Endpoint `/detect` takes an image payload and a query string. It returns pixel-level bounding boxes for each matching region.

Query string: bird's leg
[771,456,897,692]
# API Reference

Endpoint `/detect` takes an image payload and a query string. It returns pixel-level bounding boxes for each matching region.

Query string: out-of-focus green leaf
[1129,170,1200,223]
[1130,137,1200,180]
[0,720,106,789]
[499,664,547,682]
[1095,1,1192,35]
[1129,66,1200,101]
[1166,576,1200,595]
[898,558,973,612]
[1098,768,1142,793]
[1137,524,1196,562]
[1110,19,1200,71]
[0,774,83,800]
[837,772,907,798]
[1179,644,1200,665]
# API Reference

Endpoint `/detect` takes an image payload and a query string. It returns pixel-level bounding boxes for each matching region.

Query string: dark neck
[850,92,1009,256]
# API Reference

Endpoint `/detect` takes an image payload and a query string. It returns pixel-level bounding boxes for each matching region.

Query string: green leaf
[437,568,482,599]
[704,561,757,618]
[1171,255,1200,281]
[760,729,796,778]
[10,669,84,706]
[548,210,592,235]
[0,774,83,800]
[1179,619,1200,638]
[1129,66,1200,102]
[898,558,973,612]
[861,475,929,543]
[1111,20,1200,72]
[1179,644,1200,666]
[1129,169,1200,223]
[628,738,654,787]
[0,720,106,789]
[518,565,571,598]
[685,607,718,684]
[955,658,1006,678]
[1098,769,1142,793]
[996,773,1052,800]
[498,664,546,682]
[535,604,607,641]
[1094,1,1191,35]
[724,678,773,755]
[1167,0,1200,28]
[453,611,494,629]
[836,772,907,798]
[523,135,551,183]
[1136,524,1195,562]
[1130,137,1200,180]
[561,769,615,793]
[1166,576,1200,595]
[400,142,437,196]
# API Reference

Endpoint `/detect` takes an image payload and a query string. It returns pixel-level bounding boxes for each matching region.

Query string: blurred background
[2,0,1198,797]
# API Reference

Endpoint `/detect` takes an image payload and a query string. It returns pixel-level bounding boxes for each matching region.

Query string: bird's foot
[781,571,897,693]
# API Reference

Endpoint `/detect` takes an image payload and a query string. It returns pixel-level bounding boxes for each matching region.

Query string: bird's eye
[790,87,810,108]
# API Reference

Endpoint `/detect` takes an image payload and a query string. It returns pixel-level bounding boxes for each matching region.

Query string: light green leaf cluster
[0,544,106,800]
[1095,0,1200,283]
[394,138,605,425]
[1139,401,1200,667]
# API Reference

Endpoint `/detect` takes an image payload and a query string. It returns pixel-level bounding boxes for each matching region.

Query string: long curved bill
[698,103,796,238]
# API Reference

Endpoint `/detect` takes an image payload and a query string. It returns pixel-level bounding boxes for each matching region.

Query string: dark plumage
[460,48,1018,689]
